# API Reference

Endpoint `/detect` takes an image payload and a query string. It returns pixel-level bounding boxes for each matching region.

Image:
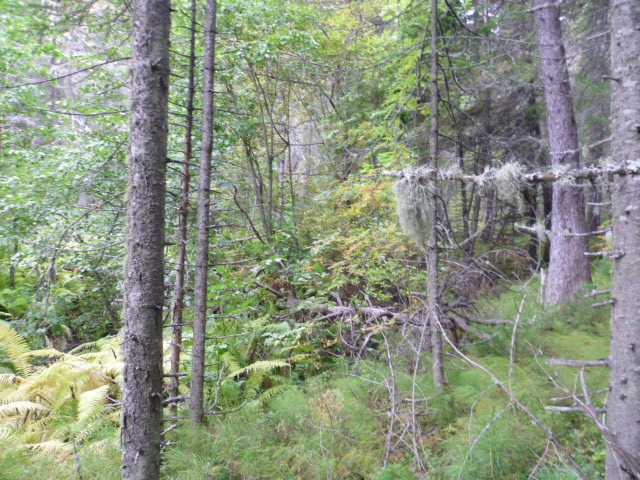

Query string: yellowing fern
[0,401,49,419]
[0,321,31,375]
[0,332,122,448]
[77,385,110,421]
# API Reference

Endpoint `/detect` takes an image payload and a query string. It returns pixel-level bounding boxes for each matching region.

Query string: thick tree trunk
[606,0,640,477]
[190,0,217,424]
[121,0,170,478]
[169,0,197,414]
[533,0,592,303]
[428,0,444,389]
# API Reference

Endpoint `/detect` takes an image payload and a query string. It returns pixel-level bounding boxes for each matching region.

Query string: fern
[222,352,242,375]
[0,330,122,449]
[28,439,72,456]
[77,385,109,421]
[22,348,71,361]
[68,336,116,355]
[228,359,289,378]
[259,384,292,403]
[0,374,25,387]
[0,321,31,375]
[0,401,48,419]
[244,370,266,401]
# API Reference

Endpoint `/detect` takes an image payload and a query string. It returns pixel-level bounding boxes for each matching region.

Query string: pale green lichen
[394,174,433,249]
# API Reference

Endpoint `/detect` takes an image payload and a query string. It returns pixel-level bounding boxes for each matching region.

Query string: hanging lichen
[394,175,433,250]
[492,162,527,209]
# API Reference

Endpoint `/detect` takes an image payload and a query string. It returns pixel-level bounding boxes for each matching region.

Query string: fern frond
[259,384,292,403]
[0,321,31,375]
[244,370,266,400]
[228,360,289,378]
[222,352,242,375]
[0,390,27,405]
[21,349,70,361]
[0,374,25,387]
[77,385,109,421]
[267,374,289,386]
[28,439,72,456]
[26,415,54,442]
[68,336,116,355]
[73,416,117,445]
[0,401,49,419]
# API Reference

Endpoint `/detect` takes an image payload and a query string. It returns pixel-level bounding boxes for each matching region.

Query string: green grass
[1,262,612,479]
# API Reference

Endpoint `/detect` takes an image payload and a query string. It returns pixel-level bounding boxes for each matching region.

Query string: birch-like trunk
[533,0,592,304]
[606,0,640,477]
[121,0,170,478]
[190,0,217,424]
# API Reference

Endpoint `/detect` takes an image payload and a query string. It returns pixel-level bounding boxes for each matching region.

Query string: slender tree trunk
[169,0,197,414]
[190,0,217,424]
[121,0,170,478]
[428,0,444,389]
[533,0,592,303]
[478,89,495,244]
[606,0,640,477]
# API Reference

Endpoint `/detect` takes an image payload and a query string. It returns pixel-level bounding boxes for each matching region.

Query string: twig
[205,399,249,416]
[592,300,615,308]
[1,57,131,89]
[232,185,266,244]
[161,424,178,436]
[206,332,250,340]
[509,295,526,385]
[584,289,611,298]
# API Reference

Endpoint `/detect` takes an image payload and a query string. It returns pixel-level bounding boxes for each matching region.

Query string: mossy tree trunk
[121,0,170,478]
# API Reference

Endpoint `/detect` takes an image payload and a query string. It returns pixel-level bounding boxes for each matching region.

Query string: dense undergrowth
[0,260,612,479]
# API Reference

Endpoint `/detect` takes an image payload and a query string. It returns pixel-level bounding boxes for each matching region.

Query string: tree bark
[169,0,197,415]
[533,0,592,303]
[190,0,217,424]
[121,0,170,478]
[428,0,445,389]
[606,0,640,477]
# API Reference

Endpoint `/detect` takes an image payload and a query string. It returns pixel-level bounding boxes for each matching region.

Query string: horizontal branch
[584,289,611,298]
[565,228,610,238]
[206,332,250,340]
[551,388,609,402]
[592,300,615,308]
[546,358,609,367]
[545,406,606,414]
[382,161,640,185]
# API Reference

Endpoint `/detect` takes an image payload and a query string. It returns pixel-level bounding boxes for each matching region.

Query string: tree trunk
[190,0,217,424]
[533,0,592,303]
[121,0,170,478]
[606,0,640,477]
[169,0,197,415]
[428,0,444,389]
